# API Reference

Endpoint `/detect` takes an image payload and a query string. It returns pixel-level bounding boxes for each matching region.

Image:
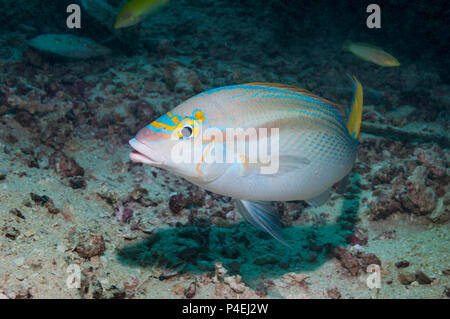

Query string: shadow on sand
[117,175,361,285]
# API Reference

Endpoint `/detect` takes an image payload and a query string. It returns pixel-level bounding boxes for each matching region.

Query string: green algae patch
[117,210,358,284]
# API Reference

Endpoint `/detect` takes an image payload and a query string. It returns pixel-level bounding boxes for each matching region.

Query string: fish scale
[220,94,353,162]
[206,87,349,141]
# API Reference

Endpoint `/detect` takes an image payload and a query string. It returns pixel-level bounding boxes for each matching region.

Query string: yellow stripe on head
[151,121,177,130]
[194,109,205,123]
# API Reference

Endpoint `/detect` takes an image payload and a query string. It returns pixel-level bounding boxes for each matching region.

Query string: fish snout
[129,137,165,165]
[129,127,173,164]
[136,126,171,144]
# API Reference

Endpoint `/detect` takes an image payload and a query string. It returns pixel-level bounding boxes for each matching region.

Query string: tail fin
[346,75,363,139]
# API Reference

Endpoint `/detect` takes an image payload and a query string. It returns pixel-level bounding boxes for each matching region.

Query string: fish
[114,0,170,29]
[343,41,400,67]
[129,76,363,245]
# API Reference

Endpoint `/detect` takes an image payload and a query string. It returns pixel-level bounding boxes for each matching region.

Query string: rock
[46,201,60,215]
[169,194,186,214]
[9,208,25,220]
[57,244,67,253]
[69,177,87,189]
[172,283,185,296]
[395,260,410,268]
[128,188,153,207]
[254,281,268,297]
[129,187,149,201]
[14,111,34,127]
[75,235,106,259]
[283,272,309,284]
[13,257,25,267]
[4,227,20,240]
[61,203,74,222]
[114,205,134,223]
[214,261,228,278]
[185,281,197,299]
[334,247,360,276]
[367,196,403,221]
[159,267,182,281]
[357,252,382,270]
[123,276,139,291]
[30,193,59,214]
[398,273,416,285]
[23,230,35,238]
[429,196,450,223]
[97,190,121,206]
[55,155,84,177]
[400,166,437,215]
[224,275,246,293]
[28,34,111,59]
[214,282,236,298]
[445,287,450,298]
[37,156,50,169]
[327,287,341,299]
[169,192,204,214]
[211,216,235,228]
[30,193,50,206]
[415,271,433,285]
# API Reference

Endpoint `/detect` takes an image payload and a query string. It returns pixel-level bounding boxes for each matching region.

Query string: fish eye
[180,125,193,139]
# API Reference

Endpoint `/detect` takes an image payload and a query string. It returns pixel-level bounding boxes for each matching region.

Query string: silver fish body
[129,78,363,244]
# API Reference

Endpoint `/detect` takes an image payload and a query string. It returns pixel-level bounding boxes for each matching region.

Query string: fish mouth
[129,138,163,165]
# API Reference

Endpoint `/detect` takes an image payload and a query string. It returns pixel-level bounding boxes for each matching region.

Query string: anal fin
[236,199,290,247]
[306,188,330,207]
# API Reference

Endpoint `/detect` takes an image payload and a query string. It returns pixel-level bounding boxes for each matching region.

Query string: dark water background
[1,0,449,81]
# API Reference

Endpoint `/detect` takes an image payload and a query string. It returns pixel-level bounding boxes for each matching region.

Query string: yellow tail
[346,75,363,139]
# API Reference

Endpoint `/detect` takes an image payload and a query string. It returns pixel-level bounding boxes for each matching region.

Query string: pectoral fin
[236,199,290,247]
[240,154,310,177]
[305,188,330,207]
[276,154,310,175]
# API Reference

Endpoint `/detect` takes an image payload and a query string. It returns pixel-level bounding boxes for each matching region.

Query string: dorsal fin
[347,41,385,51]
[244,82,313,95]
[243,82,345,115]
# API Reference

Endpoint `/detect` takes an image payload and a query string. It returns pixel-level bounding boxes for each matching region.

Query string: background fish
[114,0,170,29]
[343,41,400,67]
[129,76,363,245]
